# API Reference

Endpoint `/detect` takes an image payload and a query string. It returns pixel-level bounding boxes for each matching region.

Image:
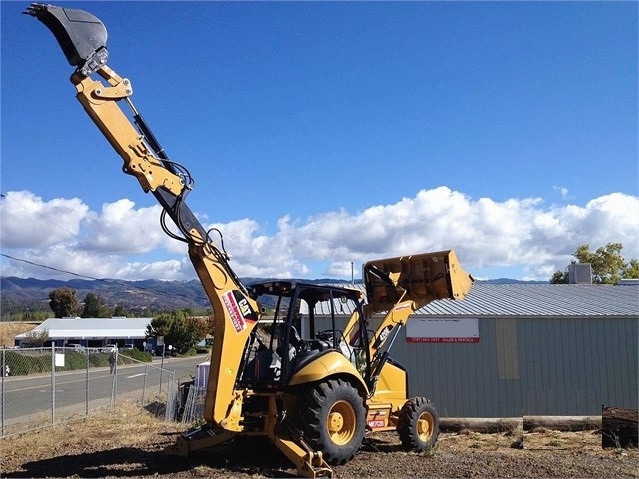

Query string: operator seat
[289,325,303,350]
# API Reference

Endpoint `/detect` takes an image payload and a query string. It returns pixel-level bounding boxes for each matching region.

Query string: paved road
[1,355,207,432]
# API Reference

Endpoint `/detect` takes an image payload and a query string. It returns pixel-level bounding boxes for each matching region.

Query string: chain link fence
[180,385,207,423]
[0,346,179,437]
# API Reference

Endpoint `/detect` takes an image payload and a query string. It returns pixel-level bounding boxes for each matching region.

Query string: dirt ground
[1,402,637,479]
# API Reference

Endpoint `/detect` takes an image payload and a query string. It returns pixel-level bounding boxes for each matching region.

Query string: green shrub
[5,351,29,376]
[119,349,152,362]
[2,348,152,375]
[57,351,87,371]
[24,355,51,374]
[89,353,110,368]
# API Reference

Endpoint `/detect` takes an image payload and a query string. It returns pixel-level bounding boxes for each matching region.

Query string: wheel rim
[416,410,435,442]
[326,400,356,445]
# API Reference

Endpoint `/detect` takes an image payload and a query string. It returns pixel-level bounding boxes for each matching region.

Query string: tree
[22,328,50,347]
[623,259,639,279]
[81,293,111,318]
[113,303,129,317]
[146,309,207,354]
[550,242,639,284]
[202,312,215,338]
[550,270,568,284]
[49,287,80,317]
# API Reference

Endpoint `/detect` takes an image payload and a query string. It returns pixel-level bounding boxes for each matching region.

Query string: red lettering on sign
[406,337,480,343]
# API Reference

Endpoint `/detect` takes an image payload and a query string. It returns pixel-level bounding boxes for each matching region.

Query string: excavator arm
[26,3,259,430]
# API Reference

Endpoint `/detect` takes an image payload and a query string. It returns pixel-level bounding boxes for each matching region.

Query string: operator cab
[238,281,371,389]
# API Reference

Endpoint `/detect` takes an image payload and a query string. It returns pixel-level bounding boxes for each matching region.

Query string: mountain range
[0,276,351,314]
[0,276,544,315]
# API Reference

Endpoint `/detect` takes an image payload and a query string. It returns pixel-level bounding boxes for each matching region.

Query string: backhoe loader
[26,4,474,477]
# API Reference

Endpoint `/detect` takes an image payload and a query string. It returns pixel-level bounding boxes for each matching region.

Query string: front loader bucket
[364,250,474,313]
[24,3,108,75]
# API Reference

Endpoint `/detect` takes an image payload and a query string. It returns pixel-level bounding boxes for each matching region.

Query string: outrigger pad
[24,3,108,73]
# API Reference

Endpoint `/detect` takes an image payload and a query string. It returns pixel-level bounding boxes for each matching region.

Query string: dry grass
[1,402,637,479]
[0,322,39,348]
[439,427,600,452]
[1,401,185,475]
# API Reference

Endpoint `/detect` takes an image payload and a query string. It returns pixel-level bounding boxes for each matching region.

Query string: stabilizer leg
[271,424,333,478]
[165,425,235,457]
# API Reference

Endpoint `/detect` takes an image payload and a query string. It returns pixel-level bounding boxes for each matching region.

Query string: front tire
[300,378,366,465]
[397,397,439,451]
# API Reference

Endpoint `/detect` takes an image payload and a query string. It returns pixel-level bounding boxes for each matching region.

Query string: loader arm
[363,250,474,387]
[26,3,259,430]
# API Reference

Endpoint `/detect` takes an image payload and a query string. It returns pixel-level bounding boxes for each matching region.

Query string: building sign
[406,317,479,343]
[55,353,65,367]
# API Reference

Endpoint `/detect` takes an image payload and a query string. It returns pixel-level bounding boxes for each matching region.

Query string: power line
[0,253,210,306]
[1,253,106,282]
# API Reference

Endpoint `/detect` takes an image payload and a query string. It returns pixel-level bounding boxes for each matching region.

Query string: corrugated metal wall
[390,317,638,417]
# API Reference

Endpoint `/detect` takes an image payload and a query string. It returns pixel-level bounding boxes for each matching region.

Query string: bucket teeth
[24,3,109,75]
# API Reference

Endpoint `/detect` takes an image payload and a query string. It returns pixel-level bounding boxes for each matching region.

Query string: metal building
[14,316,152,349]
[389,283,638,417]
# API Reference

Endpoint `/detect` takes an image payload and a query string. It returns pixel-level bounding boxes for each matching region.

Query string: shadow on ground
[5,438,298,478]
[360,434,404,454]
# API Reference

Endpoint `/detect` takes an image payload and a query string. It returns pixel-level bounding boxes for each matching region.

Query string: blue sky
[1,1,637,282]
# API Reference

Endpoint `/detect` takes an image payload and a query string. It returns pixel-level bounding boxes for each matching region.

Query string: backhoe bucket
[24,3,108,75]
[364,250,474,313]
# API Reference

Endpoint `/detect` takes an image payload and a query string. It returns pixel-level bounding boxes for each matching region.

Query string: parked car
[101,344,118,353]
[120,344,135,352]
[146,345,174,357]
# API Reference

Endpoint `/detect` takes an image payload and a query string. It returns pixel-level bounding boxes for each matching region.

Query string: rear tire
[397,397,439,451]
[300,378,366,465]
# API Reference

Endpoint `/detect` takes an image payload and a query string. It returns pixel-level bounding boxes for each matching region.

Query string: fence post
[85,348,90,417]
[1,348,5,436]
[51,345,56,425]
[165,371,176,421]
[142,364,148,407]
[110,348,118,408]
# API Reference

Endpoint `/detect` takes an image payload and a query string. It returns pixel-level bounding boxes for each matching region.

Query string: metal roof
[418,283,638,317]
[15,317,151,339]
[18,284,637,338]
[321,283,638,318]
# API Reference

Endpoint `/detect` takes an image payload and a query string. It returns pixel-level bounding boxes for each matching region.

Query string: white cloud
[553,185,572,200]
[81,199,168,254]
[1,188,637,281]
[114,258,193,281]
[204,218,310,278]
[0,191,88,248]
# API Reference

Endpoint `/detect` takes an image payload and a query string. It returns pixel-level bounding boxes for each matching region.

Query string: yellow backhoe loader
[26,4,474,477]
